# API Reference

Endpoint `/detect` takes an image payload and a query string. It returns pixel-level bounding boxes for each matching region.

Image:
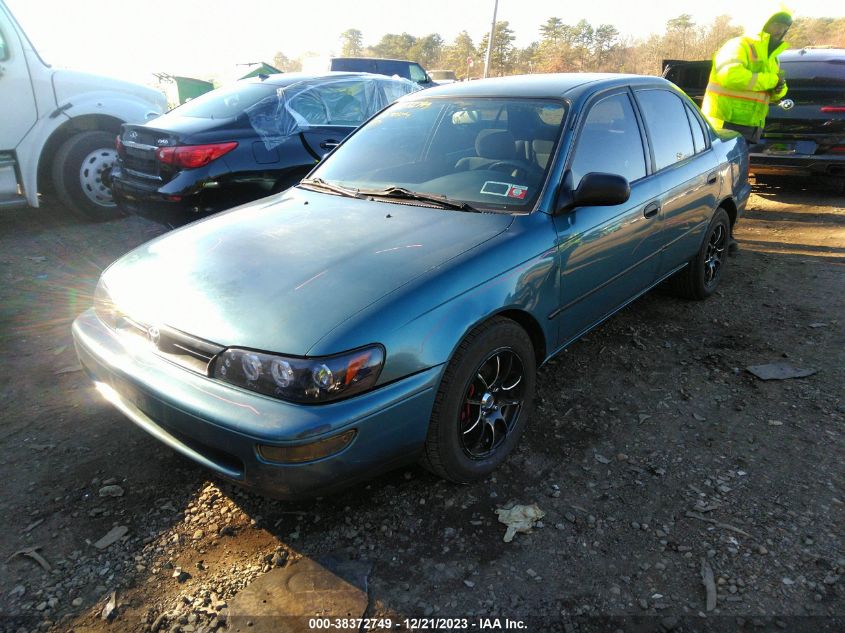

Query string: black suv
[751,48,845,188]
[664,49,845,190]
[330,57,436,88]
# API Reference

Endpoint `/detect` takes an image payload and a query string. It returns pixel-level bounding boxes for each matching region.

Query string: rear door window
[569,92,647,185]
[635,89,696,171]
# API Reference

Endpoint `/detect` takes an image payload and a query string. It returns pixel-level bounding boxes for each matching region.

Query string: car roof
[241,71,386,87]
[332,57,417,64]
[781,48,845,62]
[409,73,672,99]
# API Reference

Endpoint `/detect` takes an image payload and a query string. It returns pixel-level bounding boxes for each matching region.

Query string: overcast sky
[6,0,840,85]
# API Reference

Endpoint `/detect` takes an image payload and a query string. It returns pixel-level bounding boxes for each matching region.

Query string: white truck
[0,0,166,219]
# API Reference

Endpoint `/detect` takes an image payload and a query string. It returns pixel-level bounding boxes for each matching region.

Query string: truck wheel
[52,131,122,221]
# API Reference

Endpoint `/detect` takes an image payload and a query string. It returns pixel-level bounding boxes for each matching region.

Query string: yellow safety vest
[702,31,789,130]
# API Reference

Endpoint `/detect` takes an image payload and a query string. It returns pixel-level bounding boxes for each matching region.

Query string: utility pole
[483,0,499,79]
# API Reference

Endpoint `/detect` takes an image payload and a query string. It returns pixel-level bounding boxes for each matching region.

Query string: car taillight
[821,106,845,113]
[830,146,845,154]
[156,142,238,169]
[115,135,124,154]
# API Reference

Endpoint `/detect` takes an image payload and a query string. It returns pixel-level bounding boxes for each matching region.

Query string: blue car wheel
[421,317,536,482]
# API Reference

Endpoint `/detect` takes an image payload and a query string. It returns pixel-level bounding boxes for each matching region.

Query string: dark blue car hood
[103,189,514,355]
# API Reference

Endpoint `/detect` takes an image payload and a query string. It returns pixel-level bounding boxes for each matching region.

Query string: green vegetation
[272,15,845,79]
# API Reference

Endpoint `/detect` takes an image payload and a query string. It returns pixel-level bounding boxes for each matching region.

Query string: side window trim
[564,87,651,185]
[625,86,655,177]
[684,101,711,152]
[0,25,10,62]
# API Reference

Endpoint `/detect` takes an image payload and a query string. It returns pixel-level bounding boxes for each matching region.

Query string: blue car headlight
[212,345,385,404]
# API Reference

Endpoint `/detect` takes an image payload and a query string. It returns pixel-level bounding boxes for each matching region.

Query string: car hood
[103,189,514,355]
[52,70,166,110]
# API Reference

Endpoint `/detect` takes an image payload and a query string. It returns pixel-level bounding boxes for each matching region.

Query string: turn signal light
[157,142,238,169]
[257,430,356,464]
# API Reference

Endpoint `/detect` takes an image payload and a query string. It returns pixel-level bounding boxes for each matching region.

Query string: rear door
[0,5,37,148]
[287,81,364,159]
[633,87,720,277]
[553,88,663,346]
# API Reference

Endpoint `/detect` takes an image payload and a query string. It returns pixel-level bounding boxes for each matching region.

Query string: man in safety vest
[702,11,792,144]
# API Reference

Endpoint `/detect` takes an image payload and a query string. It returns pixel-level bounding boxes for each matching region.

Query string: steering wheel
[488,160,537,180]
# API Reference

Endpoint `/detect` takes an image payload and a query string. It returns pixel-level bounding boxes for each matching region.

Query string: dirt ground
[0,181,842,633]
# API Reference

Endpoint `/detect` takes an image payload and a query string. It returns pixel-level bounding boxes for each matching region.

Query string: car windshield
[308,97,567,213]
[172,83,280,119]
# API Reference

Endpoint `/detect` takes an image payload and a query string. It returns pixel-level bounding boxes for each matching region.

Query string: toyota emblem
[779,99,795,110]
[148,326,160,347]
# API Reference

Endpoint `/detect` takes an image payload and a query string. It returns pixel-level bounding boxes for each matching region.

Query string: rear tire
[667,207,731,300]
[52,131,123,221]
[421,317,536,483]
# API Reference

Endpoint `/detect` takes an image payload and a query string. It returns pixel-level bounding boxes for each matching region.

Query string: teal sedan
[73,74,751,498]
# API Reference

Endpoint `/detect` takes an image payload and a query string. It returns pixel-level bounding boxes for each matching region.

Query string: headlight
[213,345,385,404]
[93,278,119,329]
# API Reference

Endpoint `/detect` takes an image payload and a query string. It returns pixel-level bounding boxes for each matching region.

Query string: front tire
[668,207,730,300]
[421,317,536,483]
[52,131,122,221]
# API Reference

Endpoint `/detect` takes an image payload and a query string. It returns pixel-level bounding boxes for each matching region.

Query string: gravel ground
[0,181,842,633]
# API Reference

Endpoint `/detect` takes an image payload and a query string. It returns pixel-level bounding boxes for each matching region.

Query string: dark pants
[722,122,762,144]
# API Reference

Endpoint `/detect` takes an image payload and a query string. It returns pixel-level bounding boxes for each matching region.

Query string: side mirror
[556,172,631,214]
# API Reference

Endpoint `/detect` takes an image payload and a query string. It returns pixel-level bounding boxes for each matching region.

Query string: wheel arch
[718,196,738,228]
[38,115,124,192]
[495,309,547,367]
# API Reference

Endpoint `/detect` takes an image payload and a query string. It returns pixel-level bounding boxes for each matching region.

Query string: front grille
[116,317,224,375]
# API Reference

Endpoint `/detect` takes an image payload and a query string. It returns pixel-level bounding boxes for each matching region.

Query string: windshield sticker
[481,181,528,199]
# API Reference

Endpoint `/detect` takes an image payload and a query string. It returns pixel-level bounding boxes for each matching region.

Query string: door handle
[643,202,660,219]
[319,140,340,150]
[707,171,718,184]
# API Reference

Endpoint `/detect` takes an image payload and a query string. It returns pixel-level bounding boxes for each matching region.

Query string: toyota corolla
[73,74,750,498]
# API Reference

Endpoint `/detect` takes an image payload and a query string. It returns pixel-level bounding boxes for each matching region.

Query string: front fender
[307,212,560,384]
[16,96,166,207]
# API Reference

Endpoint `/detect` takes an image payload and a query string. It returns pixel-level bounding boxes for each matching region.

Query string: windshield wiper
[360,186,480,212]
[299,178,362,199]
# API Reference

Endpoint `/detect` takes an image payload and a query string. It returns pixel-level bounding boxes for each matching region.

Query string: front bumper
[72,309,441,499]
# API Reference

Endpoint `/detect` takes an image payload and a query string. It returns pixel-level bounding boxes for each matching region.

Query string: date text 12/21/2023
[307,618,528,630]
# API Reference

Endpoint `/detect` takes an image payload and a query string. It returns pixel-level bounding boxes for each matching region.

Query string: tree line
[273,15,845,78]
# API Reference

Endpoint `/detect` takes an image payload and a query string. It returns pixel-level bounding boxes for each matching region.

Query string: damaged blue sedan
[73,74,750,498]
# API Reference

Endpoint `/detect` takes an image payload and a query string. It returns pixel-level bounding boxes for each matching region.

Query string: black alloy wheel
[421,317,536,483]
[667,207,731,300]
[459,348,526,459]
